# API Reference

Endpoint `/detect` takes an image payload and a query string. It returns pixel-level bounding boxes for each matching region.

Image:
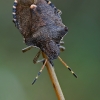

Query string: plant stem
[42,52,65,100]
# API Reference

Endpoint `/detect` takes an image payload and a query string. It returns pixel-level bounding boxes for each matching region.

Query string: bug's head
[41,40,60,63]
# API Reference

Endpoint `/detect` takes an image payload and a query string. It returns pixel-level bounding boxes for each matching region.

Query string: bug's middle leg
[33,50,45,64]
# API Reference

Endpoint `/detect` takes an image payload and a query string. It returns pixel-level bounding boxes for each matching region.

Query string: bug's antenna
[32,59,47,85]
[58,56,77,78]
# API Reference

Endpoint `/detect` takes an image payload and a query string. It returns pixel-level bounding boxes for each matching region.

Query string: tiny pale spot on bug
[13,19,16,21]
[12,12,16,15]
[36,76,38,79]
[30,4,37,9]
[71,71,74,74]
[13,6,16,8]
[14,0,17,3]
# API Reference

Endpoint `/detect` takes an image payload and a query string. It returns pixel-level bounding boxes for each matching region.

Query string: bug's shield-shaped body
[14,0,68,63]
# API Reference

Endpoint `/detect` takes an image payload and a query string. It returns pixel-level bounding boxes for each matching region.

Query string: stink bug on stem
[12,0,77,84]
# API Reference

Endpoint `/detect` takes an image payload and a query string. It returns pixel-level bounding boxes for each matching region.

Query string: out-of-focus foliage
[0,0,100,100]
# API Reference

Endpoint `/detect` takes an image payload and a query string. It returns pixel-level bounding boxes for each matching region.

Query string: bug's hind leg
[33,50,45,64]
[32,59,47,85]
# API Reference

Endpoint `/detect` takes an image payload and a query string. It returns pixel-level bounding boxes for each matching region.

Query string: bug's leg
[45,0,55,8]
[60,41,64,45]
[32,59,47,85]
[45,0,62,16]
[58,41,65,51]
[58,56,77,78]
[22,46,34,53]
[45,0,57,12]
[33,50,43,64]
[59,46,65,52]
[61,37,64,41]
[57,9,62,15]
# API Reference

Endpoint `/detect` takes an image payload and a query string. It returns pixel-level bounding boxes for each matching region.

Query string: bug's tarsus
[58,56,77,78]
[32,59,47,85]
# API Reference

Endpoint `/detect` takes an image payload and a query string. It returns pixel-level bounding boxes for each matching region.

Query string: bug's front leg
[22,45,34,53]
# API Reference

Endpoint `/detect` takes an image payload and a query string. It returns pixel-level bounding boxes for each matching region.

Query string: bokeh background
[0,0,100,100]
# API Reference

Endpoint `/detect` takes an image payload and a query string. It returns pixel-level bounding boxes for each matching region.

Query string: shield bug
[12,0,77,84]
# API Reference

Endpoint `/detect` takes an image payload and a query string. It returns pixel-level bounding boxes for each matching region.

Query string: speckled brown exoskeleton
[12,0,77,84]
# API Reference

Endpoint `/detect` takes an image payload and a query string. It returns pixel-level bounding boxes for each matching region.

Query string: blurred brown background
[0,0,100,100]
